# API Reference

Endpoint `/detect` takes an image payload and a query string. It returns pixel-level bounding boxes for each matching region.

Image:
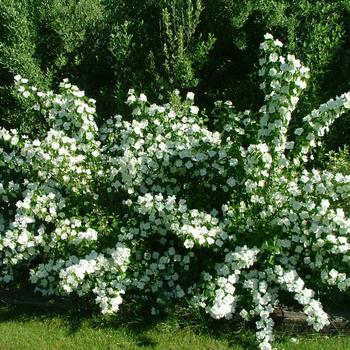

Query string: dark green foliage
[161,0,216,88]
[0,0,349,151]
[196,0,350,150]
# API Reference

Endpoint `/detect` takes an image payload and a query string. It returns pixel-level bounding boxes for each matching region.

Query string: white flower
[139,93,147,102]
[190,106,199,114]
[269,68,277,77]
[227,177,236,187]
[186,92,195,100]
[285,141,294,150]
[51,142,60,150]
[294,128,303,136]
[92,150,99,157]
[274,39,283,47]
[269,53,278,62]
[184,239,194,249]
[126,95,136,104]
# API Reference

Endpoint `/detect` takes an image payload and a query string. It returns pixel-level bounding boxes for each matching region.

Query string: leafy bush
[1,35,350,350]
[1,0,350,151]
[0,0,215,130]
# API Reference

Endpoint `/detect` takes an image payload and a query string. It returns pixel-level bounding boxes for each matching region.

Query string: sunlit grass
[0,304,349,350]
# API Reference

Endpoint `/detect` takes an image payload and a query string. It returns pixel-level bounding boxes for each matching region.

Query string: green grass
[0,304,350,350]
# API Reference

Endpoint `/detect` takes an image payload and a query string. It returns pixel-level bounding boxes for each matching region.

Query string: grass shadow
[0,291,165,348]
[1,289,350,350]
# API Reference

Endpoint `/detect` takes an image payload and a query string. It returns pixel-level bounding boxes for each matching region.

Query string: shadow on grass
[0,304,159,349]
[1,290,350,350]
[0,292,249,349]
[0,293,175,349]
[0,301,85,333]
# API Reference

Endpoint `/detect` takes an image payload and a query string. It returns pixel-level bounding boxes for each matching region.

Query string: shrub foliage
[0,0,350,149]
[1,35,350,349]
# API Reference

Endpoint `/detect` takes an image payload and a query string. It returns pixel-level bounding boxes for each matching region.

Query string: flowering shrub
[1,34,350,349]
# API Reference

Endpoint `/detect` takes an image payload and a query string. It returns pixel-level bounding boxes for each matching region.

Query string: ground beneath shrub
[1,288,350,350]
[1,288,349,331]
[0,303,350,350]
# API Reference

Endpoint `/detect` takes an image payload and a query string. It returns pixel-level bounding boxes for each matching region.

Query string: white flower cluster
[30,243,130,314]
[127,193,231,249]
[258,33,310,157]
[274,266,329,331]
[1,34,349,349]
[244,274,277,350]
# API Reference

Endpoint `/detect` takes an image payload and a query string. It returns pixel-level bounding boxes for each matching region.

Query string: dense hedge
[1,34,350,350]
[1,0,350,150]
[1,2,350,348]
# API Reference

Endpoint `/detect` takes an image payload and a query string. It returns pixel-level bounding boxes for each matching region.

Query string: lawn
[0,304,350,350]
